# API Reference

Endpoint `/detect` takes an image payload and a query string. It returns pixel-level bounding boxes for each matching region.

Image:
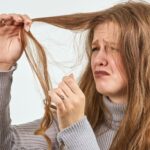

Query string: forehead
[92,22,120,45]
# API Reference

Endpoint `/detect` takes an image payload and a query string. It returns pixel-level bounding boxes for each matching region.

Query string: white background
[0,0,149,124]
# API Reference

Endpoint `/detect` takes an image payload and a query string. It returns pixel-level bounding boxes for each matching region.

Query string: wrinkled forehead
[92,22,120,46]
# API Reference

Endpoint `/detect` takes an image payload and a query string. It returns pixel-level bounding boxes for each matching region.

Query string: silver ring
[59,95,65,100]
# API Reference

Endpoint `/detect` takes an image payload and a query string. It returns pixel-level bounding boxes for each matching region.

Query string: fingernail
[24,25,30,32]
[69,73,73,77]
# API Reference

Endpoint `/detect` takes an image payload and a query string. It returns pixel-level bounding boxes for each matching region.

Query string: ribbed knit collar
[103,96,127,130]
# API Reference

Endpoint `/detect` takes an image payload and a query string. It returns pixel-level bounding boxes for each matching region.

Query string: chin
[96,86,109,95]
[96,85,116,96]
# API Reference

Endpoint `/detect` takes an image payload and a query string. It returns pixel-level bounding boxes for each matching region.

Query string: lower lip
[94,73,109,78]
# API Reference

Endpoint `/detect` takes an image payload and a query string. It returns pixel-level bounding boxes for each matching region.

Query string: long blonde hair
[21,1,150,149]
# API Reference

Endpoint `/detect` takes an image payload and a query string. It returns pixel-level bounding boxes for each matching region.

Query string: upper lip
[94,70,110,75]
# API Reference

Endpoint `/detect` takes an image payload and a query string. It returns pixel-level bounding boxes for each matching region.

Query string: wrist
[0,63,13,71]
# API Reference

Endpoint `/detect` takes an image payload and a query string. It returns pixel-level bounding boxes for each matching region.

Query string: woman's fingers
[8,14,24,26]
[10,14,32,31]
[48,74,85,130]
[49,90,66,112]
[54,87,67,100]
[21,14,32,25]
[4,17,14,26]
[49,87,70,109]
[0,13,32,32]
[63,74,82,95]
[20,14,32,32]
[49,74,85,108]
[58,81,74,97]
[0,14,13,26]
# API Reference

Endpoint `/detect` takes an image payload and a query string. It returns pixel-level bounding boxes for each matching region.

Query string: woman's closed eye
[91,45,119,52]
[110,46,119,51]
[91,47,99,52]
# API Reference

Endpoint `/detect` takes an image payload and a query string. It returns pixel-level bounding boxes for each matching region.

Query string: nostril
[99,59,108,66]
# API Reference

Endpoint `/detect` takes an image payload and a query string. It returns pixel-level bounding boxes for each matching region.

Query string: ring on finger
[59,94,65,101]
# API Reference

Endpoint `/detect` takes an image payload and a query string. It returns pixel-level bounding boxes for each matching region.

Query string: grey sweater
[0,67,126,150]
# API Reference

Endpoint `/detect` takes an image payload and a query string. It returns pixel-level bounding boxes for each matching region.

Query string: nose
[94,46,108,66]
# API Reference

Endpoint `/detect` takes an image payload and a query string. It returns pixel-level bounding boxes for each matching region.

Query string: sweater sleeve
[0,66,61,150]
[0,65,100,150]
[0,66,60,150]
[57,116,100,150]
[0,66,16,150]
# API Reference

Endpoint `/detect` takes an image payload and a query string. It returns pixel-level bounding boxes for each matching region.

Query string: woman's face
[91,22,127,101]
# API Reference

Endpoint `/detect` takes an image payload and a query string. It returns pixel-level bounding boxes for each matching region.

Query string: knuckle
[67,78,73,84]
[57,88,62,93]
[57,101,62,106]
[63,76,67,80]
[65,77,73,85]
[64,76,73,82]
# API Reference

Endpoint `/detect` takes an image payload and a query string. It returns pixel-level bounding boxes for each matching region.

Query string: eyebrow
[91,40,98,46]
[92,39,118,46]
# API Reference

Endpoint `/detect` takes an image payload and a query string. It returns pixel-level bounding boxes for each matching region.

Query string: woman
[0,1,150,150]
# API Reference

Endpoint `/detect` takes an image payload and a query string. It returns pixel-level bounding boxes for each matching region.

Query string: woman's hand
[49,74,85,130]
[0,14,32,70]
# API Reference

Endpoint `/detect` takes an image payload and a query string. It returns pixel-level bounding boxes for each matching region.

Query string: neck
[103,96,127,130]
[107,94,127,104]
[106,87,128,104]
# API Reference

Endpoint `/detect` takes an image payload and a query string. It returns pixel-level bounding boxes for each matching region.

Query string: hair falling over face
[20,1,150,149]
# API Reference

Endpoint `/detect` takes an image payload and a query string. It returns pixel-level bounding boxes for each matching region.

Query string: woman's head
[83,1,150,105]
[91,22,127,104]
[23,1,150,149]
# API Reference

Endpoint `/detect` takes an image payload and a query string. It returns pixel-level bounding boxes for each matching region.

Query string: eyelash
[91,47,99,52]
[91,46,118,52]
